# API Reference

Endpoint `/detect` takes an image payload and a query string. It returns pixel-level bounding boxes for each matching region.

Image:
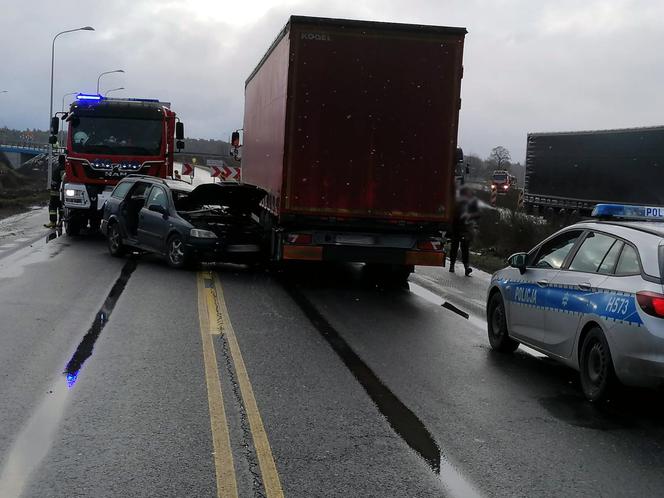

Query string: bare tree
[489,146,511,170]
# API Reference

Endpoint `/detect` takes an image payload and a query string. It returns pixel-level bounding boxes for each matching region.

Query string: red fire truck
[57,94,184,235]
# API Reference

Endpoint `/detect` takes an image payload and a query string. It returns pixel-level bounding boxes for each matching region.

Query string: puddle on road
[284,282,484,497]
[0,259,138,497]
[64,259,137,386]
[0,378,70,498]
[285,282,441,470]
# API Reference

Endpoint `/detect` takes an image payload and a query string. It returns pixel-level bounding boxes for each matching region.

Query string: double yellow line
[196,271,284,498]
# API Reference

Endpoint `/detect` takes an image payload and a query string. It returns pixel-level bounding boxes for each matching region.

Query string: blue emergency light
[76,93,103,101]
[592,203,664,220]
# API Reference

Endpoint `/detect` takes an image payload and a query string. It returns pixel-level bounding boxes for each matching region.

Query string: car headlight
[65,189,77,197]
[190,228,217,239]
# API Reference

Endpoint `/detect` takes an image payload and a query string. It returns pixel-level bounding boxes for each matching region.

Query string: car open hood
[187,182,267,212]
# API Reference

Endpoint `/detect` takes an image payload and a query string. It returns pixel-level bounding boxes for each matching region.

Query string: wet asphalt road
[2,210,664,497]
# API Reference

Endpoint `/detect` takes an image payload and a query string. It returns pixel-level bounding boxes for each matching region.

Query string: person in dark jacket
[44,155,64,229]
[449,185,480,276]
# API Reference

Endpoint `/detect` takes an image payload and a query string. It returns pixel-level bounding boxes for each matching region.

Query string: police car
[487,204,664,401]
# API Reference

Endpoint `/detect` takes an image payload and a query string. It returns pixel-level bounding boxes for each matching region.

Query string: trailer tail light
[636,291,664,318]
[417,239,442,251]
[287,233,312,245]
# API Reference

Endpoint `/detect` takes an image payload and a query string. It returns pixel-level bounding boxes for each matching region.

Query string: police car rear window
[615,245,640,275]
[568,233,616,273]
[598,240,623,274]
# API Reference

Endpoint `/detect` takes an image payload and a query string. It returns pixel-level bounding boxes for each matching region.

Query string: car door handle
[578,283,592,291]
[537,279,549,287]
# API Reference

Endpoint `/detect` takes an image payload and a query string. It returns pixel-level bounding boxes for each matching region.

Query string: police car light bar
[592,203,664,220]
[76,93,103,101]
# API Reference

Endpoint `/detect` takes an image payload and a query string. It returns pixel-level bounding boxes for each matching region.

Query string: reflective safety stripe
[502,281,643,326]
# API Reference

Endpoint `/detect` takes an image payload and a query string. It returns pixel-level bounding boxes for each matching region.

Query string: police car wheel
[579,327,617,402]
[488,292,519,353]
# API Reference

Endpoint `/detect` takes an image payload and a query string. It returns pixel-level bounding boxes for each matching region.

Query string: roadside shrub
[474,209,558,259]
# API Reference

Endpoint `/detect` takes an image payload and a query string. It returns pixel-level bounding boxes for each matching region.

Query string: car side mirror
[176,122,184,140]
[508,252,528,274]
[148,204,167,216]
[50,116,60,134]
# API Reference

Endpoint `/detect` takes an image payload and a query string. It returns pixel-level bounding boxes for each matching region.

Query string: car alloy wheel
[107,223,125,257]
[487,292,519,353]
[579,327,617,402]
[167,235,187,268]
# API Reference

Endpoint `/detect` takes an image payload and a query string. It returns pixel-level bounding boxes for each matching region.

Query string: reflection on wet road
[2,233,664,496]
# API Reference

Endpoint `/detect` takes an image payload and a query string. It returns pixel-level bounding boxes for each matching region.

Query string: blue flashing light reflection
[66,371,79,389]
[76,93,103,101]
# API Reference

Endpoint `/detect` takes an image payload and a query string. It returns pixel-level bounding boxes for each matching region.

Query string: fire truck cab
[58,94,184,235]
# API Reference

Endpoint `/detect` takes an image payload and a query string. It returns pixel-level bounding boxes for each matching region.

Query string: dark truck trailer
[242,16,466,277]
[524,126,664,215]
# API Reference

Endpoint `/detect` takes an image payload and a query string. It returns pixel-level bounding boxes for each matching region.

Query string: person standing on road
[44,155,64,229]
[449,185,480,276]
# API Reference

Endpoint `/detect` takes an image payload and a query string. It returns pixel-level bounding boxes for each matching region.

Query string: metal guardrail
[0,142,51,154]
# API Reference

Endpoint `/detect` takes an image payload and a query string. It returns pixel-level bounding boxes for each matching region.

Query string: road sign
[182,163,194,176]
[210,165,241,181]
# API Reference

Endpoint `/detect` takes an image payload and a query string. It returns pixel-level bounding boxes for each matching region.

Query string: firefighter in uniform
[44,155,65,229]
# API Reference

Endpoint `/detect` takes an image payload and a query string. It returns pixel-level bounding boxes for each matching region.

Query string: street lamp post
[60,92,78,144]
[48,26,94,189]
[0,92,6,141]
[104,87,125,97]
[96,70,124,95]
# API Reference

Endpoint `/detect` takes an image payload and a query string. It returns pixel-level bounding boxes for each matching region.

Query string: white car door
[508,230,585,349]
[545,232,620,358]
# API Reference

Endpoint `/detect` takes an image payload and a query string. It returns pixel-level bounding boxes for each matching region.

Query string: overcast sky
[1,0,662,161]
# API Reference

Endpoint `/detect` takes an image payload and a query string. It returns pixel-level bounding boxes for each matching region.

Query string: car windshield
[493,173,507,181]
[70,116,163,156]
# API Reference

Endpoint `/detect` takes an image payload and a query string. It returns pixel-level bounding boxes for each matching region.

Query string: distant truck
[524,126,664,215]
[55,94,184,235]
[241,16,466,281]
[491,170,516,194]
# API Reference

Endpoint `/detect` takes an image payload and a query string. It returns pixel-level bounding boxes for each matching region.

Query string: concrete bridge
[0,143,50,168]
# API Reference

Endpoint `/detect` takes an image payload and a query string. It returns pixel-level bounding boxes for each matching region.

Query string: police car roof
[571,219,664,238]
[593,220,664,238]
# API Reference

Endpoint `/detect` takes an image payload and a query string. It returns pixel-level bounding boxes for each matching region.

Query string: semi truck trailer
[524,126,664,215]
[241,16,466,281]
